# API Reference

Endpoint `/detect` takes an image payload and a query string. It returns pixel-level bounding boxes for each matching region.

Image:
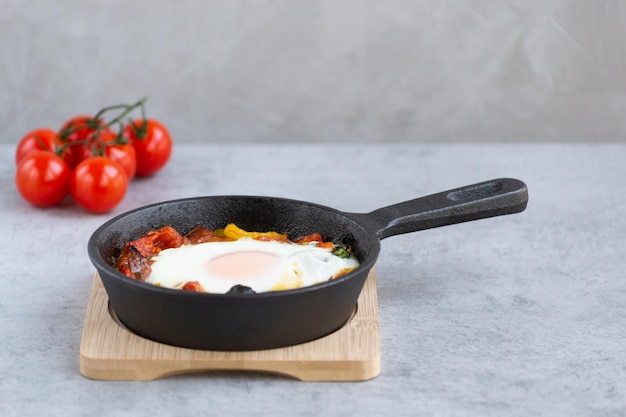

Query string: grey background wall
[1,0,625,144]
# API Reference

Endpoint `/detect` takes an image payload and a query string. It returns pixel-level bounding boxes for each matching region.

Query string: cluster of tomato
[14,99,172,213]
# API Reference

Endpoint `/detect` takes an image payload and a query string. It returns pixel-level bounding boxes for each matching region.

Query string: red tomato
[15,151,70,207]
[70,157,128,213]
[79,131,137,180]
[104,143,136,180]
[15,128,60,165]
[59,115,112,168]
[125,119,172,176]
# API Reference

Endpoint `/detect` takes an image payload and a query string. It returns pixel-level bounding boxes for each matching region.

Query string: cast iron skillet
[88,178,528,351]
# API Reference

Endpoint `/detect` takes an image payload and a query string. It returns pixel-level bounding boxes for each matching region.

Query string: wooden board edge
[79,354,381,382]
[80,269,380,382]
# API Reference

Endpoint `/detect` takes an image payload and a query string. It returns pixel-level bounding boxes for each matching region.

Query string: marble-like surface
[1,143,625,417]
[2,0,626,144]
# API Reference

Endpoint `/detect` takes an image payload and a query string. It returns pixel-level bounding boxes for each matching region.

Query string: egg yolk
[206,251,280,280]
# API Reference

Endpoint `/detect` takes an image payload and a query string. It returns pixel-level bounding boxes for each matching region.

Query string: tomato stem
[93,103,131,122]
[55,97,147,157]
[34,134,52,152]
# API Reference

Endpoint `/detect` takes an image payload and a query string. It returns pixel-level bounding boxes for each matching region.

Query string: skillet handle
[351,178,528,240]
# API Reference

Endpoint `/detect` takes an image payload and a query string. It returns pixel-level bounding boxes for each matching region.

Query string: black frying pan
[88,178,528,351]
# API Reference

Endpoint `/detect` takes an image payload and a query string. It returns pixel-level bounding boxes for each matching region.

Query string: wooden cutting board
[80,268,380,381]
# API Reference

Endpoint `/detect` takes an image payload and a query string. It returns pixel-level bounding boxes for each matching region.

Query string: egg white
[146,238,359,293]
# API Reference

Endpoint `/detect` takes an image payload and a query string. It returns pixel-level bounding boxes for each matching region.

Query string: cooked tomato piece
[115,245,152,281]
[317,241,335,250]
[295,232,323,244]
[182,281,205,292]
[185,226,231,244]
[294,232,334,249]
[130,226,185,257]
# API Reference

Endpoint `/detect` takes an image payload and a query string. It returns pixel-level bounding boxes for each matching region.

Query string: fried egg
[146,238,360,293]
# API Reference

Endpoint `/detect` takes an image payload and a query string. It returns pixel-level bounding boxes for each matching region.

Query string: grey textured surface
[1,143,625,416]
[1,0,626,144]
